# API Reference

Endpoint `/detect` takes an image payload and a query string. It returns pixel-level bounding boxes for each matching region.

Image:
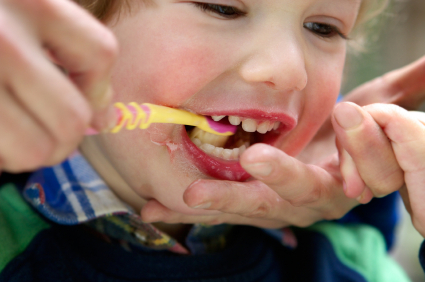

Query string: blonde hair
[351,0,391,51]
[73,0,131,21]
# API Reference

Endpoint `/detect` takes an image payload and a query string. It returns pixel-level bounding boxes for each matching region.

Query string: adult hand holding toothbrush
[0,0,117,172]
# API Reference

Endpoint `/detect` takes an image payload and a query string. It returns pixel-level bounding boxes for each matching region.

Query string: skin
[0,0,117,172]
[80,0,361,224]
[141,55,425,233]
[2,0,425,238]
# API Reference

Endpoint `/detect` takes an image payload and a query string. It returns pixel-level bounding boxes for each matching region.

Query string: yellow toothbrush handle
[110,102,235,136]
[143,103,205,128]
[111,102,206,133]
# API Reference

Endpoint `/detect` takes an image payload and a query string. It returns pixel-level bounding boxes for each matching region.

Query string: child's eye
[193,2,246,19]
[303,22,348,40]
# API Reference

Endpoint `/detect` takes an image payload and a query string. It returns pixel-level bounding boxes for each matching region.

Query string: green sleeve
[309,222,411,282]
[0,183,50,272]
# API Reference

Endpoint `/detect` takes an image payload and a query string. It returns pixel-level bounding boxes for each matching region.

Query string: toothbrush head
[204,116,237,136]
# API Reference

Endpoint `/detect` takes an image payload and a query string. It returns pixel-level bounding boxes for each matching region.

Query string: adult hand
[331,56,425,236]
[140,56,425,229]
[335,103,425,237]
[0,0,118,172]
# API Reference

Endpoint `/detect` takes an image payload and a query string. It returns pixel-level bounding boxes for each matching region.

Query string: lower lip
[181,127,251,181]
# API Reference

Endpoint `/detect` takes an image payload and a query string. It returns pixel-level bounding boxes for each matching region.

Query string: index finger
[18,0,118,129]
[239,144,346,209]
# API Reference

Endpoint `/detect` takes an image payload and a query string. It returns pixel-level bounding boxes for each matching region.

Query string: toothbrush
[86,102,236,136]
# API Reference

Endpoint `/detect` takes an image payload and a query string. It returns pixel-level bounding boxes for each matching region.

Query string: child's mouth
[186,115,281,161]
[181,112,292,181]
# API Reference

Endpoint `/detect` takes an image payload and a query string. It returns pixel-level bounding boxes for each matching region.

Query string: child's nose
[238,31,307,92]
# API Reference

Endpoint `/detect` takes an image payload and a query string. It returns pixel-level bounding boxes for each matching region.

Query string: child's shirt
[0,152,412,281]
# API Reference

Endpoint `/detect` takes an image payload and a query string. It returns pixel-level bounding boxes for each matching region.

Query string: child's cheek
[112,13,228,107]
[281,60,343,156]
[143,46,218,106]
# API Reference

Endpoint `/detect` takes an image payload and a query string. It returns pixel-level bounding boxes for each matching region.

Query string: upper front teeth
[212,115,226,121]
[242,119,257,132]
[228,116,241,125]
[210,115,280,134]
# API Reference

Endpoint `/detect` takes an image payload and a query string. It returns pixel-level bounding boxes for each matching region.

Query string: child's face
[84,0,361,214]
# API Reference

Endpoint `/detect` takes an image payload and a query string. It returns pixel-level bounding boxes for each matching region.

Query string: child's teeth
[239,144,247,154]
[228,116,241,126]
[257,121,270,134]
[192,138,202,147]
[189,117,281,160]
[213,147,224,156]
[211,114,281,133]
[200,143,215,154]
[268,122,275,131]
[190,127,228,147]
[231,148,240,159]
[222,149,233,160]
[190,133,247,160]
[211,115,225,121]
[242,119,257,132]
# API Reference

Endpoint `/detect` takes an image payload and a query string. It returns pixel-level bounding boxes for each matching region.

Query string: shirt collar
[23,151,295,254]
[23,151,192,254]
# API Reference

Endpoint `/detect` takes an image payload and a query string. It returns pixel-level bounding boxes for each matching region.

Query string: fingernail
[93,83,114,110]
[334,103,363,129]
[356,191,365,202]
[192,202,212,209]
[343,181,347,193]
[244,162,273,177]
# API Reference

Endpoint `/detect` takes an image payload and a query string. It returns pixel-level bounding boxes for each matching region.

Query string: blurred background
[342,0,425,281]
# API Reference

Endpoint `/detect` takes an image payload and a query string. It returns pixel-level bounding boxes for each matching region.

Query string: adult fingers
[364,104,425,174]
[11,0,118,130]
[336,139,373,203]
[184,179,328,227]
[180,146,359,224]
[0,21,89,167]
[343,55,425,109]
[141,199,289,229]
[239,144,344,209]
[0,0,118,171]
[332,102,404,197]
[183,179,292,220]
[364,105,425,237]
[380,55,425,110]
[0,87,54,172]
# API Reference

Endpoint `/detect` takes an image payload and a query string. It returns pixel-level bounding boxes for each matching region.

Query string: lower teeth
[191,138,248,160]
[189,127,249,160]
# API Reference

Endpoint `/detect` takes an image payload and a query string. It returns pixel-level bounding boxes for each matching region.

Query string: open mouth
[181,112,295,181]
[186,115,283,161]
